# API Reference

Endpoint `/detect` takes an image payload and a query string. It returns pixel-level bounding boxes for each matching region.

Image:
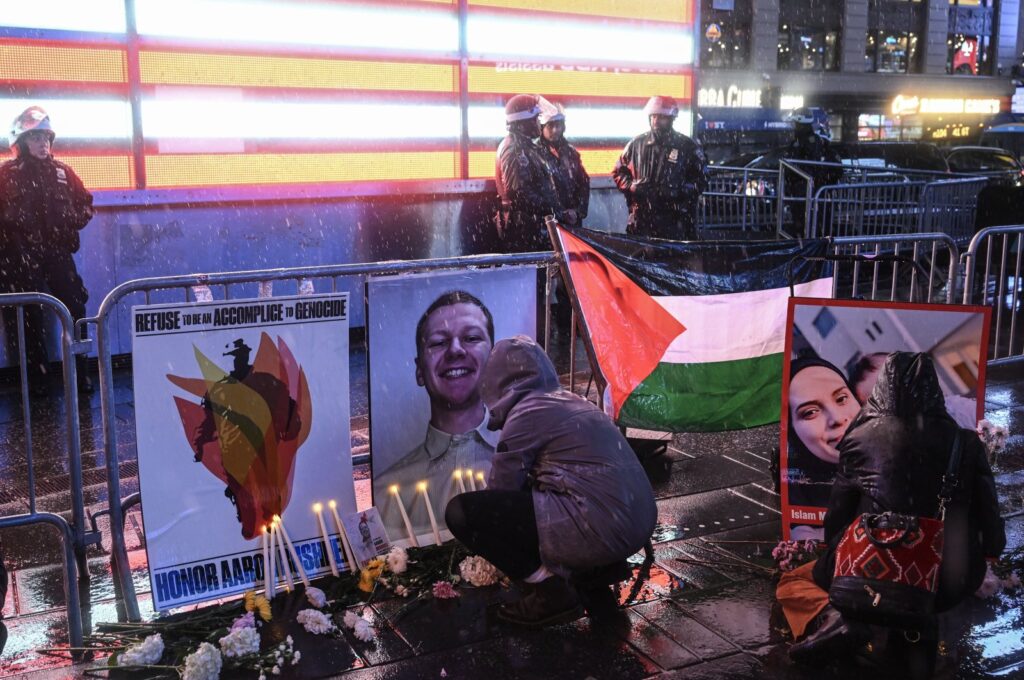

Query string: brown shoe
[497,576,583,629]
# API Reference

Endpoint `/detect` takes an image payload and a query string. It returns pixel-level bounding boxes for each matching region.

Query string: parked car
[945,146,1024,188]
[979,123,1024,161]
[832,142,949,173]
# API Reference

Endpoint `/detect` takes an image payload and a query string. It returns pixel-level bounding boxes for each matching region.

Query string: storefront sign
[698,85,762,108]
[891,95,1001,116]
[780,94,805,111]
[705,23,722,43]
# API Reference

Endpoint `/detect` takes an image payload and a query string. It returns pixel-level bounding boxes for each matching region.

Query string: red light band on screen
[145,151,459,187]
[139,51,458,92]
[0,43,127,84]
[468,147,620,178]
[468,66,691,99]
[468,0,692,24]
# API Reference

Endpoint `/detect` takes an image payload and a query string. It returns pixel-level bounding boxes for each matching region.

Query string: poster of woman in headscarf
[781,298,991,541]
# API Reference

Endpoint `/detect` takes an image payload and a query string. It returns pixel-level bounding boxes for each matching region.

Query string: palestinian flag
[552,226,833,432]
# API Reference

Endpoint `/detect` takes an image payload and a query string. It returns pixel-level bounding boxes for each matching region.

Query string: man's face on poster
[415,302,493,410]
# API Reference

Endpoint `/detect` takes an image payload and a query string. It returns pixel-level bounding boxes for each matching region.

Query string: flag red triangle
[558,227,686,419]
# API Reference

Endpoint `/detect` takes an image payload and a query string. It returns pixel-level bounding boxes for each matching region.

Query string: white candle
[313,503,339,577]
[329,500,357,573]
[262,524,274,598]
[417,481,442,546]
[453,469,467,495]
[475,471,487,490]
[273,520,294,591]
[275,514,310,587]
[465,468,477,492]
[389,485,419,547]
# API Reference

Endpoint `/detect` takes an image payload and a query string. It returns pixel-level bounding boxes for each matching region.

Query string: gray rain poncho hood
[481,336,657,575]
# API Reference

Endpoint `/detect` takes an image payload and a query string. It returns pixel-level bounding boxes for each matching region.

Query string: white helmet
[786,107,815,126]
[10,106,55,148]
[538,99,565,126]
[643,96,679,118]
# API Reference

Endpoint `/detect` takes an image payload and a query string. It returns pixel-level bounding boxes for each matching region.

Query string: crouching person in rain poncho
[778,352,1004,677]
[446,336,657,627]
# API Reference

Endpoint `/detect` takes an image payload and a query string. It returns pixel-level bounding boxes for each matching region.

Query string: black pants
[2,254,88,380]
[445,490,542,580]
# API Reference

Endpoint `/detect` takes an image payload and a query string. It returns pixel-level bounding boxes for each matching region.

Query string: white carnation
[342,610,361,629]
[458,555,503,587]
[305,586,327,609]
[386,546,408,574]
[218,626,260,658]
[118,633,164,666]
[296,608,336,635]
[182,642,223,680]
[353,619,376,642]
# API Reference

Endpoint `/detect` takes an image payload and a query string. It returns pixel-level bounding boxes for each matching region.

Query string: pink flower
[432,581,460,600]
[231,611,256,630]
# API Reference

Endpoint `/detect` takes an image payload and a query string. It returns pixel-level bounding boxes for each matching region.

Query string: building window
[947,0,997,75]
[864,0,924,73]
[700,0,752,69]
[778,0,842,71]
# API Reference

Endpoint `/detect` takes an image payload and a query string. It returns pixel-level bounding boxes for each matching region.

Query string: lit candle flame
[389,484,400,494]
[328,499,337,509]
[313,502,322,512]
[416,481,427,492]
[454,469,462,479]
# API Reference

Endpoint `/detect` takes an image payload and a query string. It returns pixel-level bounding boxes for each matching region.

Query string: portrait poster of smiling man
[132,293,354,610]
[367,268,536,546]
[780,298,990,541]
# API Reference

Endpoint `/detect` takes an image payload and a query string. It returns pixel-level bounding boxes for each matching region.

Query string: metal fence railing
[86,252,557,622]
[962,225,1024,364]
[699,166,779,232]
[808,181,927,239]
[0,292,95,648]
[831,233,960,304]
[920,177,988,245]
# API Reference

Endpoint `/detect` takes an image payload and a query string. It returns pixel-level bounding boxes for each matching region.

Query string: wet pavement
[0,334,1022,679]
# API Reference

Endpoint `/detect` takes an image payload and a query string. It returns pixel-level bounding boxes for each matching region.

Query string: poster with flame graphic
[132,293,353,610]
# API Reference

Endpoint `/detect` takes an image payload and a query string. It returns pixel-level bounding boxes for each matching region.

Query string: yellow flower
[358,558,386,593]
[243,590,273,621]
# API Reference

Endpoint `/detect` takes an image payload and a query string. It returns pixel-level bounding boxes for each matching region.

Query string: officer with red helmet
[613,96,709,240]
[494,94,564,252]
[0,106,94,394]
[536,100,589,226]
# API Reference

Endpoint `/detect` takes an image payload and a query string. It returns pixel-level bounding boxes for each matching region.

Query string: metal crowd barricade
[962,225,1024,364]
[919,177,988,245]
[808,181,927,239]
[699,166,779,232]
[0,292,94,648]
[831,233,960,304]
[87,252,557,622]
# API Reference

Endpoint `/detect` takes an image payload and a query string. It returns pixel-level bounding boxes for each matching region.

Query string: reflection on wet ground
[0,342,1022,678]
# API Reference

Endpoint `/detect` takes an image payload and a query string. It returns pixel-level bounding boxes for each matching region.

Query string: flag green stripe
[618,354,783,433]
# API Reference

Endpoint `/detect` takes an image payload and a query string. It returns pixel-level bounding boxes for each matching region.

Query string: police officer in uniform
[613,96,708,240]
[783,107,842,237]
[536,101,589,226]
[0,106,94,393]
[494,94,564,252]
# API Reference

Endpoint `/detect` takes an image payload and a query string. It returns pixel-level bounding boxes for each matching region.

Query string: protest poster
[780,297,991,541]
[132,293,354,610]
[341,508,391,570]
[367,267,536,546]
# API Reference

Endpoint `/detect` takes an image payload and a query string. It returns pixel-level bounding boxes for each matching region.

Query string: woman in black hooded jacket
[783,352,1004,669]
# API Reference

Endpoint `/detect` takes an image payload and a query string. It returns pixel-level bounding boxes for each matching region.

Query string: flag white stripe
[654,278,833,365]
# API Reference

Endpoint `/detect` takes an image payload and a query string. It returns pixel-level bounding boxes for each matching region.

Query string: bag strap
[937,430,963,520]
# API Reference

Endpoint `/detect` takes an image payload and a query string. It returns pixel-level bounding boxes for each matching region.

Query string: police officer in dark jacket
[536,101,589,226]
[783,108,843,237]
[0,106,93,393]
[495,95,565,253]
[613,96,708,240]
